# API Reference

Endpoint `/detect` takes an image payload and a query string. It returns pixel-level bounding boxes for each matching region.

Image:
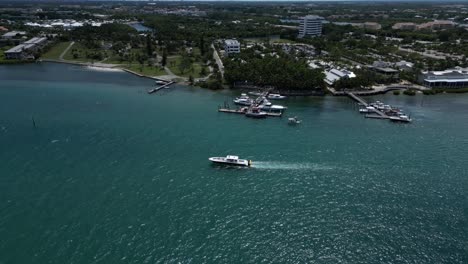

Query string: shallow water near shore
[0,63,467,263]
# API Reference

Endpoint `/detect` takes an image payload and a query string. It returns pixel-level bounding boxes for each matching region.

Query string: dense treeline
[70,23,137,43]
[224,53,325,91]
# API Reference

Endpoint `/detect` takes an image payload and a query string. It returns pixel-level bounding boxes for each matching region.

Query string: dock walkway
[346,92,389,119]
[147,81,175,94]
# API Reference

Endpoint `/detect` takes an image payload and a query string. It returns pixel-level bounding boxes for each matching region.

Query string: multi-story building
[420,68,468,89]
[224,39,240,56]
[392,23,417,30]
[298,15,324,38]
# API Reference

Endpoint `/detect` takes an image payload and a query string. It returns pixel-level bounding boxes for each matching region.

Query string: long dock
[147,81,175,94]
[346,92,389,119]
[218,108,282,117]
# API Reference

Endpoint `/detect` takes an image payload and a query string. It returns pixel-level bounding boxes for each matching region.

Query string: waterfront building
[298,15,324,38]
[420,68,468,89]
[324,68,356,85]
[224,39,240,56]
[4,36,48,60]
[2,31,27,39]
[392,23,417,30]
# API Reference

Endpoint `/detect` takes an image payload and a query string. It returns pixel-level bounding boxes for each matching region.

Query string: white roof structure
[224,39,240,46]
[423,68,468,83]
[324,69,356,85]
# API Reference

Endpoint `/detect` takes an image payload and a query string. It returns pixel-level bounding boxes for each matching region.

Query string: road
[211,43,224,78]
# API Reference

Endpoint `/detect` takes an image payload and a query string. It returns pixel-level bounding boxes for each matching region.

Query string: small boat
[233,93,253,106]
[390,114,412,123]
[288,116,301,125]
[267,93,287,100]
[359,106,376,113]
[248,91,263,96]
[245,107,267,118]
[209,155,251,167]
[155,80,167,85]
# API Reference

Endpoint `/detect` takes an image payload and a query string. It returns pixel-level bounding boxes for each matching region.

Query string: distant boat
[155,80,167,85]
[267,93,287,100]
[209,155,251,167]
[288,116,301,125]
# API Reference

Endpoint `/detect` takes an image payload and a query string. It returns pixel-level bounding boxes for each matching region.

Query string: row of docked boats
[233,93,287,112]
[359,101,412,123]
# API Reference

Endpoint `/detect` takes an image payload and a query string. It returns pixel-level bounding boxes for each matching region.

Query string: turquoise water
[0,63,467,263]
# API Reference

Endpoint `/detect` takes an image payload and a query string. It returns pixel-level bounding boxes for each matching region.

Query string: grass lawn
[62,42,106,62]
[41,42,71,60]
[167,55,207,78]
[123,63,167,76]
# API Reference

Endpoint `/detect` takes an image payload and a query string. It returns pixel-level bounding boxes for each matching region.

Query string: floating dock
[147,81,175,94]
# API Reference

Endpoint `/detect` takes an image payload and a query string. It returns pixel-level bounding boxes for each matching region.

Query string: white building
[2,31,27,39]
[224,39,240,56]
[324,68,356,85]
[298,15,324,38]
[421,68,468,89]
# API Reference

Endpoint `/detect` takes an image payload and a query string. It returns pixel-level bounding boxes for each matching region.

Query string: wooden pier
[147,81,175,94]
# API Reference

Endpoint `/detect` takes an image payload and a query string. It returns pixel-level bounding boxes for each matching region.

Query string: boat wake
[251,161,334,171]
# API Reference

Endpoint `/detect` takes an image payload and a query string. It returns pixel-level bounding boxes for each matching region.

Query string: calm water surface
[0,63,467,263]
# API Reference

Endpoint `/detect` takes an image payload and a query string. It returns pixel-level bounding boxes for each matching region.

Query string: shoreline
[40,59,174,83]
[15,60,468,96]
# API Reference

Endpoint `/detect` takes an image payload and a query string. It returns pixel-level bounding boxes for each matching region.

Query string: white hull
[209,156,251,167]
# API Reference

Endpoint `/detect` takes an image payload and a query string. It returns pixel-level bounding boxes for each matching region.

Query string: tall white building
[224,39,240,56]
[298,15,324,38]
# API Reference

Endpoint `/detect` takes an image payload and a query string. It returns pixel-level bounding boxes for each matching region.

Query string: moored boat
[267,93,287,100]
[209,155,251,167]
[245,107,267,118]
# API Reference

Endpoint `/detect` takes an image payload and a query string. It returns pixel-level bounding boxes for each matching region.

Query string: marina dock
[147,81,175,94]
[218,108,282,117]
[346,92,411,123]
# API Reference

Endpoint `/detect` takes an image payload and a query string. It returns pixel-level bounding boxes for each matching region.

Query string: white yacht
[267,93,287,100]
[233,93,253,106]
[245,107,267,118]
[209,155,252,167]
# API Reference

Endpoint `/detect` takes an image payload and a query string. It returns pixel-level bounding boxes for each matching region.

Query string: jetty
[147,81,175,94]
[346,92,411,123]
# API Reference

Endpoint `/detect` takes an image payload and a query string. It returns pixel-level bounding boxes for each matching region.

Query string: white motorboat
[155,80,167,85]
[233,98,253,106]
[245,107,267,118]
[390,114,412,123]
[288,116,301,125]
[209,155,251,167]
[267,93,287,100]
[359,106,376,113]
[259,104,287,111]
[233,93,253,106]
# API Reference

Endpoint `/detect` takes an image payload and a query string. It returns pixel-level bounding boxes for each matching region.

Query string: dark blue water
[0,63,467,263]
